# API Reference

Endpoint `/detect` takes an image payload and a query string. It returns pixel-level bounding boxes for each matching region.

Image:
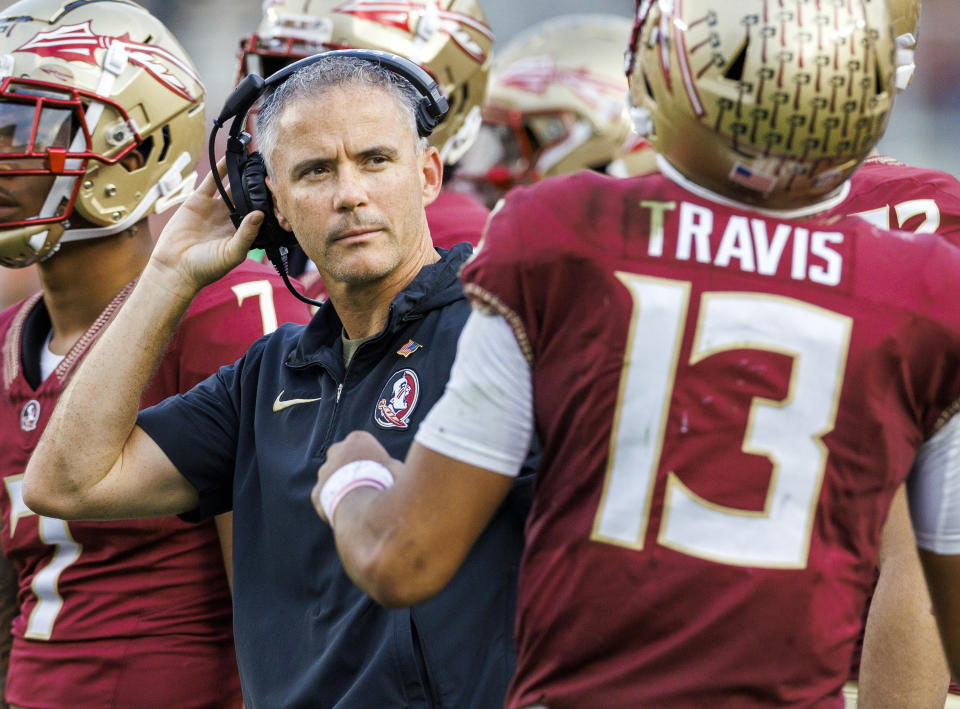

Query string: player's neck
[37,225,154,355]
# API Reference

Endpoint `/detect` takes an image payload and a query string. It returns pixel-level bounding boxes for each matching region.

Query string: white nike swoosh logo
[272,391,322,412]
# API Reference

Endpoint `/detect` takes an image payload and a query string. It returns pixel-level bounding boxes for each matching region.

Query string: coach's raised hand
[145,160,265,303]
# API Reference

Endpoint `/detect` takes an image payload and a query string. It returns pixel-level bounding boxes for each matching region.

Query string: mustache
[326,218,388,241]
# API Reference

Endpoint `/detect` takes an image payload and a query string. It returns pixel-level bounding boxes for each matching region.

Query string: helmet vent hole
[724,41,749,82]
[157,125,171,162]
[454,83,468,114]
[132,136,153,167]
[643,69,655,102]
[447,84,464,116]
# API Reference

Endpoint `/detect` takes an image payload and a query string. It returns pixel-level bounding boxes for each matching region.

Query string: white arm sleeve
[909,412,960,554]
[415,309,533,477]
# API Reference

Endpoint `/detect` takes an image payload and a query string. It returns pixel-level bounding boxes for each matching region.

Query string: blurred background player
[833,0,959,244]
[237,0,493,300]
[313,0,960,705]
[0,1,310,707]
[827,1,960,707]
[450,13,657,208]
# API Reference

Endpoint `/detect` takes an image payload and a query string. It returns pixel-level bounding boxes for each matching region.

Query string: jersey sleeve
[415,309,533,476]
[462,174,616,365]
[901,237,960,438]
[909,411,960,554]
[136,342,260,522]
[425,191,490,250]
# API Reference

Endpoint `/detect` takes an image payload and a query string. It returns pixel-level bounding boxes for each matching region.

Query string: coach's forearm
[23,260,197,512]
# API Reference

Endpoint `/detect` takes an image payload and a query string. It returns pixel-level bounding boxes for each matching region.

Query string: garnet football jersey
[829,155,960,246]
[0,260,311,708]
[423,189,489,250]
[459,170,960,709]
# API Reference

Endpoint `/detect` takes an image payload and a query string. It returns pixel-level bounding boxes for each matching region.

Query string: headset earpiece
[241,152,270,213]
[220,134,296,251]
[416,102,441,138]
[241,152,297,250]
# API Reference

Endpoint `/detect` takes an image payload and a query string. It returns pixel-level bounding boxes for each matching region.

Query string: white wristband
[320,459,395,525]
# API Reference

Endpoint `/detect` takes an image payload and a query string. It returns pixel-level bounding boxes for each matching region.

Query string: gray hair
[256,55,430,177]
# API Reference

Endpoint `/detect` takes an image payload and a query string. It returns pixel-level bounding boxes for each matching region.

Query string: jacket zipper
[410,613,439,708]
[320,379,345,452]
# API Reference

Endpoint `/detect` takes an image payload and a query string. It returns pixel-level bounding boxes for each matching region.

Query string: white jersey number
[591,273,851,568]
[4,475,82,640]
[852,198,941,233]
[231,279,280,334]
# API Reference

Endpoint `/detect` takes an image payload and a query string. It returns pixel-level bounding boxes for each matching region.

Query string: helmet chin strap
[59,152,195,244]
[31,152,195,256]
[627,102,655,138]
[18,222,62,264]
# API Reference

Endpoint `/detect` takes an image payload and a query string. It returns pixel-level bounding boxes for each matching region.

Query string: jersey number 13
[591,273,852,569]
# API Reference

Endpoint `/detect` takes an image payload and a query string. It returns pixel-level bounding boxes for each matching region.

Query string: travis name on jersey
[639,199,860,288]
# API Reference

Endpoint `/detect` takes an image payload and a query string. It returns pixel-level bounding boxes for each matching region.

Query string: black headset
[209,49,449,307]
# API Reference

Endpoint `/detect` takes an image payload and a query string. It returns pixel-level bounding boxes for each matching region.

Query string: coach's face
[267,84,442,290]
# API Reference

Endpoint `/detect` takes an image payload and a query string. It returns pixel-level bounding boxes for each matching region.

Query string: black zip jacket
[139,244,532,709]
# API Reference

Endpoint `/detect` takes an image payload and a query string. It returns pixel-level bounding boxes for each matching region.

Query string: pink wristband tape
[320,459,395,524]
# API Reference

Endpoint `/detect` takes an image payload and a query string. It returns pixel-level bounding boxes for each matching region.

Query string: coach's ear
[420,145,443,208]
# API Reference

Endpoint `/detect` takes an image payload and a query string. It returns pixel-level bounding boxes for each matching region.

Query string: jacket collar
[287,243,472,369]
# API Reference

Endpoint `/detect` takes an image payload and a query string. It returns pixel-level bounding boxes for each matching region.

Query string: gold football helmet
[238,0,493,165]
[0,0,205,268]
[453,13,651,205]
[889,0,921,90]
[627,0,896,210]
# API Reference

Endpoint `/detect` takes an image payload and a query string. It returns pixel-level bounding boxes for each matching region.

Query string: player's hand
[147,159,265,300]
[312,431,396,522]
